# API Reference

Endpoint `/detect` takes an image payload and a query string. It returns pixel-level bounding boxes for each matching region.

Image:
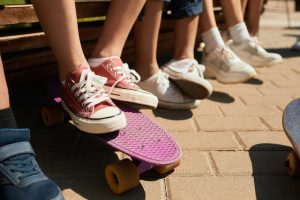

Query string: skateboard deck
[283,98,300,176]
[41,77,182,194]
[283,98,300,155]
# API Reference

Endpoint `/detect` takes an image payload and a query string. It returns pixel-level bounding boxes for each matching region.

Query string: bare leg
[200,0,217,32]
[133,0,163,81]
[241,0,248,15]
[92,0,146,58]
[219,0,244,27]
[246,0,264,36]
[173,16,199,60]
[0,57,9,109]
[32,0,88,81]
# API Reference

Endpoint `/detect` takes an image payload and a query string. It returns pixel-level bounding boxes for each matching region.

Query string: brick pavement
[12,6,300,200]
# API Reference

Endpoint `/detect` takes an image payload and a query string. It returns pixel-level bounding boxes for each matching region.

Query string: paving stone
[237,131,292,150]
[154,117,197,132]
[171,151,213,176]
[195,116,268,131]
[219,105,282,117]
[240,95,292,107]
[261,115,284,130]
[191,104,223,116]
[258,88,299,97]
[170,131,241,151]
[166,177,273,200]
[211,151,289,175]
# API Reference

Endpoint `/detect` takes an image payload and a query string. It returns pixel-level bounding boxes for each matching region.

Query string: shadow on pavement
[208,91,235,104]
[249,143,300,200]
[265,47,300,58]
[34,127,147,200]
[152,108,193,120]
[244,78,264,85]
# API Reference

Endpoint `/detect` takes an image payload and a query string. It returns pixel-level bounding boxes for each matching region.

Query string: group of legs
[0,0,282,199]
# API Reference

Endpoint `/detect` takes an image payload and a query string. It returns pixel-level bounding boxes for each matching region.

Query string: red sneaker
[88,57,158,108]
[61,66,126,134]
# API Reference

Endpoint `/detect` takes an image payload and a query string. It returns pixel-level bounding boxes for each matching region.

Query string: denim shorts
[164,0,203,19]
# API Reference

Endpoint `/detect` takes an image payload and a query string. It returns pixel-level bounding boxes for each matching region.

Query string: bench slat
[0,2,109,25]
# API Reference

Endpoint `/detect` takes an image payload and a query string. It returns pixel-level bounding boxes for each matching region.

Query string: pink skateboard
[41,77,182,194]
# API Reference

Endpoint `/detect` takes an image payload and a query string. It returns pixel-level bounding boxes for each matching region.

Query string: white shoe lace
[109,63,141,94]
[158,71,182,98]
[70,70,109,109]
[217,46,235,62]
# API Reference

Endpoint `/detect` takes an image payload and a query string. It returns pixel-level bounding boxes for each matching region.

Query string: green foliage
[0,0,26,5]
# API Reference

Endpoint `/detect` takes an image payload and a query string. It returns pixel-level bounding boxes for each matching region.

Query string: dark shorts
[164,0,203,19]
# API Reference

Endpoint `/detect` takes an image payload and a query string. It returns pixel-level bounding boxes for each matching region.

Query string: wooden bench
[0,0,266,85]
[0,1,175,85]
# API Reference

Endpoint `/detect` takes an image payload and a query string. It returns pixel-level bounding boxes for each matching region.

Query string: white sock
[88,56,119,67]
[202,27,225,53]
[228,22,251,43]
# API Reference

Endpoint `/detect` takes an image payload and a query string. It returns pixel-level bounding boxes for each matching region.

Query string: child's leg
[199,0,225,53]
[219,0,282,67]
[173,16,199,60]
[133,0,163,81]
[88,0,158,108]
[0,56,17,128]
[32,0,126,133]
[241,0,248,15]
[32,0,88,81]
[200,0,256,84]
[0,57,9,110]
[0,56,63,200]
[246,0,264,36]
[160,0,212,100]
[133,0,201,109]
[91,0,146,58]
[219,0,244,28]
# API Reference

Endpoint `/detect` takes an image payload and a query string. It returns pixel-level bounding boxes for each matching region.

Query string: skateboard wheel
[285,152,299,177]
[105,159,140,194]
[41,106,64,127]
[154,159,181,175]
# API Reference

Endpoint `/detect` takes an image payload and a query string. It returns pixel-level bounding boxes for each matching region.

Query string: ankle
[135,64,159,81]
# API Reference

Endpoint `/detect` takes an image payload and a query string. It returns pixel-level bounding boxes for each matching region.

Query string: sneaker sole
[104,86,158,108]
[170,77,213,100]
[61,101,126,134]
[204,67,257,84]
[158,100,201,110]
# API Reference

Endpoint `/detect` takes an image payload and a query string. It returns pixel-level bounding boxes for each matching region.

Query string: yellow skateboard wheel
[285,152,298,177]
[154,159,181,175]
[41,106,64,127]
[105,159,140,194]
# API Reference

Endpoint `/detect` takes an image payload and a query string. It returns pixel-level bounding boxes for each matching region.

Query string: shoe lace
[251,37,267,53]
[158,72,181,97]
[218,46,235,62]
[71,70,109,109]
[190,62,206,78]
[3,155,40,180]
[108,63,141,94]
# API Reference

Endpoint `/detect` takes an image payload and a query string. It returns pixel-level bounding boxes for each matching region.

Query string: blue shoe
[0,129,64,200]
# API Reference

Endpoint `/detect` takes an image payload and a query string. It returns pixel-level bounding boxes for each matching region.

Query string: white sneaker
[202,45,257,84]
[162,58,213,100]
[228,37,283,67]
[137,70,200,110]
